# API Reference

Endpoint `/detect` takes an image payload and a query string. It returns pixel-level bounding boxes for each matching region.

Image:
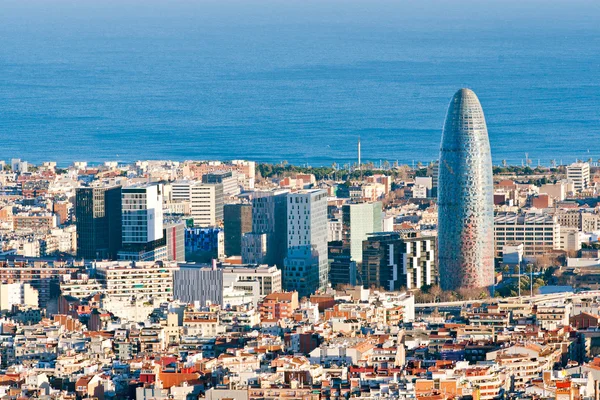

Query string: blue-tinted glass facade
[438,89,494,290]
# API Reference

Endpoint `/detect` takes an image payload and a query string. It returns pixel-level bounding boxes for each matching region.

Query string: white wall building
[94,260,178,303]
[494,212,560,259]
[121,184,164,244]
[169,180,224,227]
[0,283,38,311]
[567,162,590,191]
[284,189,329,297]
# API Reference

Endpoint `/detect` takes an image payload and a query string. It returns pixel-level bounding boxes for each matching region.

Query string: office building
[494,212,560,259]
[174,264,224,306]
[429,161,439,189]
[185,227,225,260]
[362,231,437,291]
[171,180,224,227]
[241,232,268,264]
[222,264,283,306]
[202,171,240,197]
[329,255,357,288]
[438,88,494,290]
[118,184,166,261]
[284,189,328,297]
[164,222,185,262]
[342,202,382,264]
[75,185,122,260]
[223,203,253,256]
[222,264,282,296]
[329,201,381,288]
[250,189,288,268]
[567,162,590,191]
[174,263,282,307]
[558,227,581,252]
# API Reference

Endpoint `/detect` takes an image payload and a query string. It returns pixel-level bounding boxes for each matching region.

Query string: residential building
[362,231,437,291]
[94,260,178,303]
[0,283,38,311]
[567,162,590,191]
[258,292,299,320]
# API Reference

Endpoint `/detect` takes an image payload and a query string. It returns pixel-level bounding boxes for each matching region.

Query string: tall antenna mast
[358,136,361,172]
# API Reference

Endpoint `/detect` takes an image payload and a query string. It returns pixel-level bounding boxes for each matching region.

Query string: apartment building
[567,162,590,191]
[258,292,299,320]
[94,260,178,303]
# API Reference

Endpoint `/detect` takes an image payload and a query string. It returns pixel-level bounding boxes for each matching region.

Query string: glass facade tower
[438,89,494,290]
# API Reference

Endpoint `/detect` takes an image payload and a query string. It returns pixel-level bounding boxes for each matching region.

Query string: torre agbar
[437,88,495,290]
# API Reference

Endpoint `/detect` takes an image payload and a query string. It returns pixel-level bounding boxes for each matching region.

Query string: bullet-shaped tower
[437,88,494,290]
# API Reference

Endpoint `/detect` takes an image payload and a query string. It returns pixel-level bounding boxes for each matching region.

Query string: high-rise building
[75,185,122,260]
[202,171,241,197]
[341,202,382,264]
[566,162,590,191]
[223,204,253,256]
[329,255,357,288]
[241,232,268,264]
[118,184,166,261]
[94,260,178,303]
[171,180,224,227]
[250,189,288,268]
[362,231,437,291]
[164,222,186,262]
[329,201,382,288]
[284,189,328,297]
[438,88,494,290]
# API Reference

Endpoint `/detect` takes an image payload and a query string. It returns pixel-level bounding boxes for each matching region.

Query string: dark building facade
[75,186,122,260]
[361,231,437,291]
[329,255,357,289]
[251,190,288,269]
[223,203,253,256]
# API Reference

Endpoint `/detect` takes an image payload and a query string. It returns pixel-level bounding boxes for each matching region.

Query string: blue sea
[1,0,599,167]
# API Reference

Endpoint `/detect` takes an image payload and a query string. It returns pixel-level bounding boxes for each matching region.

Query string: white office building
[494,212,560,259]
[567,162,590,191]
[169,180,223,227]
[284,189,329,297]
[119,184,166,261]
[121,184,163,244]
